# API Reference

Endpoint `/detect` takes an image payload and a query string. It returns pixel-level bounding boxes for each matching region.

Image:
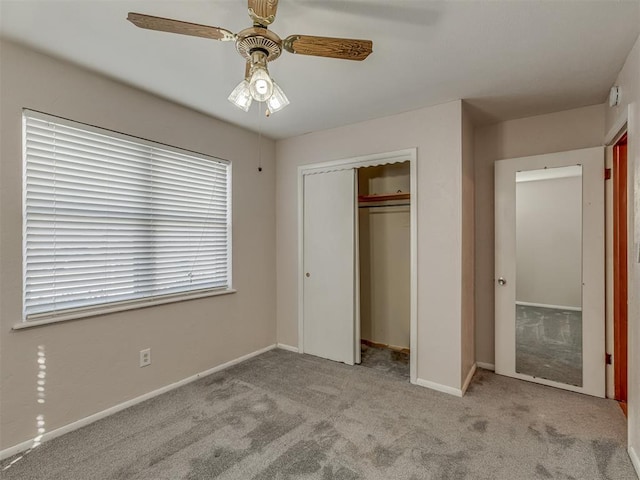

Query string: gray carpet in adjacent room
[516,304,583,387]
[2,349,635,480]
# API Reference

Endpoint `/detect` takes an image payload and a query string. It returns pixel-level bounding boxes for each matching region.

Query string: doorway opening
[357,162,411,379]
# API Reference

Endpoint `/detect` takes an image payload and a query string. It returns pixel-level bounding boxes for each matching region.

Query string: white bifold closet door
[303,169,356,365]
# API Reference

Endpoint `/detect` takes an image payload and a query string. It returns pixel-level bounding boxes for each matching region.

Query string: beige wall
[461,106,475,384]
[276,101,469,391]
[359,208,411,348]
[474,104,605,366]
[516,175,583,308]
[0,41,277,450]
[606,32,640,472]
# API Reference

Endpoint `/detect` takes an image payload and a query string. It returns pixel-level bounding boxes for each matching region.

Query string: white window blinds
[23,111,231,321]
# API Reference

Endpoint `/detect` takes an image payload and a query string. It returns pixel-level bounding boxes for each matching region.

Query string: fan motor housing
[236,27,282,61]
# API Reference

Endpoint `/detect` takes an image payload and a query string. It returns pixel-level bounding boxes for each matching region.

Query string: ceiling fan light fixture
[228,79,253,112]
[267,81,289,114]
[249,66,274,102]
[129,4,373,118]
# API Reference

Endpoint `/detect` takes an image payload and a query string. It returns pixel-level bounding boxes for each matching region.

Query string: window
[22,110,232,323]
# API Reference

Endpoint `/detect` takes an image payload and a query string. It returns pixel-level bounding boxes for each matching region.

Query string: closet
[358,162,411,362]
[300,149,415,378]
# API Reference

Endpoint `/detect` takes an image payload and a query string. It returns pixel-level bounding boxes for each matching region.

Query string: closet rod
[358,193,410,203]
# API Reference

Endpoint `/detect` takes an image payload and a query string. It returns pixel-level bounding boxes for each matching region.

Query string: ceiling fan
[127,0,373,115]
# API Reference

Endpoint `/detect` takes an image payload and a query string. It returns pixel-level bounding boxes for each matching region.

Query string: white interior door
[495,147,605,397]
[303,169,356,365]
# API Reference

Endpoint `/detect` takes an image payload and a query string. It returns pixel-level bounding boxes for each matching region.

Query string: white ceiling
[1,0,639,139]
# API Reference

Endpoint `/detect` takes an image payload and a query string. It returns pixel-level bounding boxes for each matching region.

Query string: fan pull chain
[257,102,263,172]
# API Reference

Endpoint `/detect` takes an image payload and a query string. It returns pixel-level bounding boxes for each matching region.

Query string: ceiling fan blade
[127,13,235,42]
[248,0,279,26]
[283,35,372,61]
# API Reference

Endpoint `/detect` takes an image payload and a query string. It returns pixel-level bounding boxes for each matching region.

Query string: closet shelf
[358,193,410,203]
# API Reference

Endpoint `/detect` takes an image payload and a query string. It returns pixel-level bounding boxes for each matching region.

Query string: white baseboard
[515,301,582,312]
[276,343,299,353]
[629,446,640,478]
[0,344,277,461]
[477,362,495,371]
[461,363,477,395]
[415,378,463,398]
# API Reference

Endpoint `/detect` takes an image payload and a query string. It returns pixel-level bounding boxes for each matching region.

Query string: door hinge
[606,353,612,365]
[605,168,612,180]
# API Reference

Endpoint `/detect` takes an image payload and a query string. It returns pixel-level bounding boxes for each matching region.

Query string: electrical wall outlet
[139,348,151,367]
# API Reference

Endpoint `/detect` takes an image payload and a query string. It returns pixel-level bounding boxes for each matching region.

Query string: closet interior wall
[358,162,411,350]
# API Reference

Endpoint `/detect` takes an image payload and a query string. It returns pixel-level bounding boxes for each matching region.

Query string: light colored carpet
[1,349,636,479]
[359,343,409,378]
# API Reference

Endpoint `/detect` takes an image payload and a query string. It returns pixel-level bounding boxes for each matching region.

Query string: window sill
[13,288,237,331]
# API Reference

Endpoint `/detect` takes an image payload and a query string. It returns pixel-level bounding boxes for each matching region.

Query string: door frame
[494,147,605,397]
[613,132,628,407]
[297,148,418,383]
[605,111,630,404]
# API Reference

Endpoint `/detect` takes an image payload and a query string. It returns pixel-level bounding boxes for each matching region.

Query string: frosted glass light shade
[249,67,273,102]
[267,82,290,114]
[228,80,252,112]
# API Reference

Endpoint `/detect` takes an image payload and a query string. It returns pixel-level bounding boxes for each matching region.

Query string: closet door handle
[305,272,311,278]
